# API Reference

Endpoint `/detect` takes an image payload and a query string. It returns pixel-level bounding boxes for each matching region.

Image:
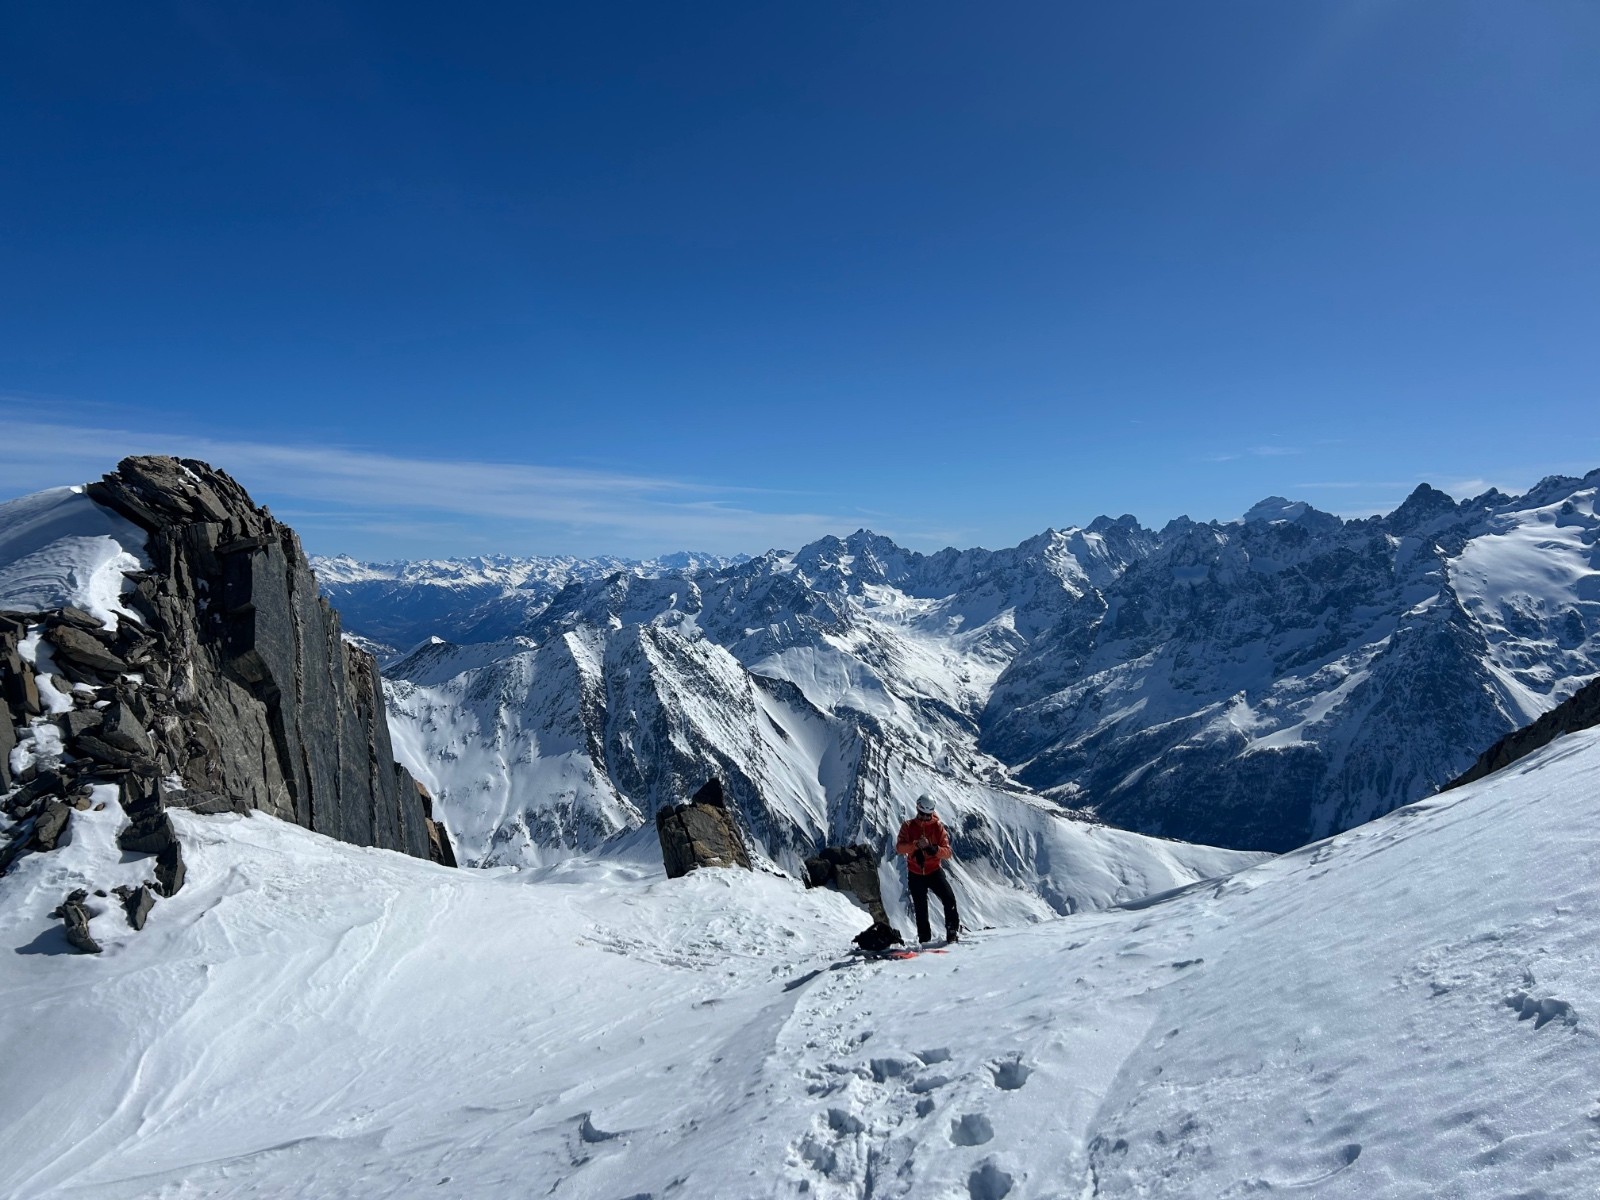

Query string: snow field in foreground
[3,727,1600,1198]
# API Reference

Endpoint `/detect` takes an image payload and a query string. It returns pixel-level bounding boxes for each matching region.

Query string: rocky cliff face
[1443,674,1600,791]
[2,457,453,923]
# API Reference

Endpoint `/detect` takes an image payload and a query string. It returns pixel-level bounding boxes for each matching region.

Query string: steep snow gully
[3,724,1597,1198]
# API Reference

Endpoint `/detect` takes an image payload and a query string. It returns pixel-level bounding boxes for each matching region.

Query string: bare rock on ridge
[82,455,437,860]
[1444,675,1600,791]
[114,884,156,930]
[45,624,129,677]
[28,800,72,852]
[656,777,753,879]
[54,890,101,954]
[804,844,889,922]
[0,705,15,792]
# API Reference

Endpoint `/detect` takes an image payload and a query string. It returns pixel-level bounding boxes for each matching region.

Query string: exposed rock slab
[55,890,101,954]
[804,844,889,922]
[0,709,13,791]
[115,884,156,930]
[29,800,72,851]
[95,702,151,754]
[78,456,435,859]
[656,778,752,879]
[45,624,129,676]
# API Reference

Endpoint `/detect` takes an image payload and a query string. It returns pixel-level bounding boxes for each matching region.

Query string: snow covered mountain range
[327,471,1600,878]
[312,551,749,648]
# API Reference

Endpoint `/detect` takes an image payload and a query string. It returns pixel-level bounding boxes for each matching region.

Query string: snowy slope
[3,717,1597,1198]
[0,487,150,629]
[367,472,1600,856]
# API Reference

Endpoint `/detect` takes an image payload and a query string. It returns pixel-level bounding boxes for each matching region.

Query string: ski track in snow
[5,729,1600,1198]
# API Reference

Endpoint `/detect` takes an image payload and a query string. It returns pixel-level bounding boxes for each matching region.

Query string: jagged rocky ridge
[369,470,1600,870]
[1443,672,1600,790]
[2,457,454,949]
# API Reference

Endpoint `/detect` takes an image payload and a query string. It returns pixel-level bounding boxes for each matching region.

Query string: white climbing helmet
[916,794,936,815]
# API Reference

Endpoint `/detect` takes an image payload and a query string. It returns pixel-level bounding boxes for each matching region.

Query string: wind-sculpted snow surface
[367,471,1600,857]
[3,716,1597,1197]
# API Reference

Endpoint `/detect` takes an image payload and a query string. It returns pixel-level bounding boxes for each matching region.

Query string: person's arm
[934,821,953,864]
[894,823,914,857]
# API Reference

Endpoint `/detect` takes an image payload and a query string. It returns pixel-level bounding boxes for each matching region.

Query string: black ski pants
[909,868,960,942]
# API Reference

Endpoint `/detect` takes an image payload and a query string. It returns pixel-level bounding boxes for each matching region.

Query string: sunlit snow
[3,725,1597,1197]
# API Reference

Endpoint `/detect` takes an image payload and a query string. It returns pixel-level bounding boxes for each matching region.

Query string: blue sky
[3,1,1597,559]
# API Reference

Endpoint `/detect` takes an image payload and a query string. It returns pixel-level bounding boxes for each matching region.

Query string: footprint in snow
[827,1108,864,1135]
[967,1159,1014,1199]
[989,1059,1032,1090]
[1503,990,1578,1029]
[870,1056,916,1082]
[1274,1142,1362,1189]
[950,1113,994,1146]
[577,1112,621,1143]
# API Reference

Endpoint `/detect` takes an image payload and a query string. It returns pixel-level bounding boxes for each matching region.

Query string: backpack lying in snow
[852,920,905,954]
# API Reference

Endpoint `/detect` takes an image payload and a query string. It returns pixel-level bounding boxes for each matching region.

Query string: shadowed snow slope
[4,726,1599,1198]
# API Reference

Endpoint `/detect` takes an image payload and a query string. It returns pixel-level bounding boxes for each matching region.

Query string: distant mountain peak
[1242,496,1310,523]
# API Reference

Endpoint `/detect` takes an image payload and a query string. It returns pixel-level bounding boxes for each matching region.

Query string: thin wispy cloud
[0,420,919,558]
[1204,445,1303,463]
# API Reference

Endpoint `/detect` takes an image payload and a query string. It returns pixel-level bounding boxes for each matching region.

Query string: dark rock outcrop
[115,884,156,930]
[1444,675,1600,791]
[410,778,458,868]
[1,626,41,719]
[28,800,72,852]
[96,702,152,755]
[165,788,252,816]
[45,623,129,677]
[2,455,458,929]
[656,777,752,878]
[804,843,888,922]
[117,772,178,856]
[80,456,438,860]
[73,733,138,770]
[55,890,101,954]
[58,708,103,741]
[0,713,14,792]
[154,840,186,897]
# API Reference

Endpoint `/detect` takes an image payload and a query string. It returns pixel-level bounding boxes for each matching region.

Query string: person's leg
[928,870,960,939]
[909,872,933,942]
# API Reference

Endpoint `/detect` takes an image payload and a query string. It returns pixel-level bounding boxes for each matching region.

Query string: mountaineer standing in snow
[896,794,961,944]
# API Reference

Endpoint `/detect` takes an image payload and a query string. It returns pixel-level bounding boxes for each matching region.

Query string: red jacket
[896,814,953,875]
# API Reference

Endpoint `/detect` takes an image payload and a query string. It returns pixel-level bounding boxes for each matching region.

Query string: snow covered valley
[4,722,1597,1198]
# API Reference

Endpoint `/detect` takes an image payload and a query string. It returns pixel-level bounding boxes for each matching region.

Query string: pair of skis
[861,937,959,961]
